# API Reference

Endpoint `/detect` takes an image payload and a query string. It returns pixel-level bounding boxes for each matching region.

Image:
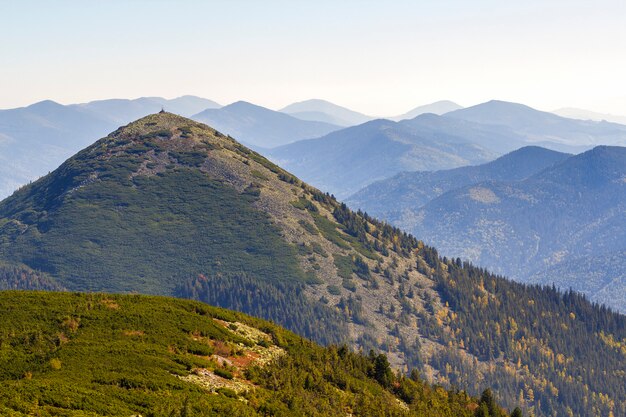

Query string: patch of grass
[311,213,378,262]
[214,368,234,380]
[290,197,318,212]
[140,129,172,140]
[216,387,239,398]
[243,183,262,197]
[342,279,357,292]
[251,170,269,181]
[304,271,323,285]
[333,254,370,281]
[312,213,350,250]
[327,285,341,296]
[310,242,328,258]
[298,219,318,235]
[278,172,299,184]
[170,150,207,167]
[334,254,355,280]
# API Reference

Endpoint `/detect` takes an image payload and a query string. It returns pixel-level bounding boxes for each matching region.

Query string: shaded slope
[347,146,570,218]
[0,116,303,294]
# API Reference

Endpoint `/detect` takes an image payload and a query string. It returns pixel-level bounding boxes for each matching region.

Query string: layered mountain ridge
[267,118,498,198]
[347,146,571,218]
[192,101,341,148]
[357,145,626,312]
[279,98,374,126]
[447,100,626,150]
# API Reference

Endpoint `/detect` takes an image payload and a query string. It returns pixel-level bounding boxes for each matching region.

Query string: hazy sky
[2,0,626,116]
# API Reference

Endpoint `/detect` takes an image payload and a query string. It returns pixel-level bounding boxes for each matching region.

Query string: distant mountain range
[280,98,373,126]
[349,145,626,312]
[389,100,463,121]
[192,101,342,148]
[3,96,626,203]
[267,118,497,198]
[447,100,626,151]
[552,107,626,125]
[347,146,571,218]
[267,100,626,198]
[279,99,464,125]
[399,113,529,154]
[74,95,221,124]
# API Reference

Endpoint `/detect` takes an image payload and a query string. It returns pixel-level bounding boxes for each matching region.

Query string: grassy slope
[0,118,304,294]
[0,291,486,417]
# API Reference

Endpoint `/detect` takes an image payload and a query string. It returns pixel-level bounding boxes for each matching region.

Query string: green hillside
[0,113,623,416]
[0,117,304,294]
[0,291,507,417]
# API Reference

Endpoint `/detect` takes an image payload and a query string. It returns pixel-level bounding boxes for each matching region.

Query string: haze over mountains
[266,100,626,198]
[267,118,497,198]
[4,95,626,200]
[447,100,626,152]
[389,100,463,121]
[74,95,221,124]
[192,101,341,148]
[0,112,623,417]
[279,98,374,126]
[553,107,626,125]
[2,96,626,315]
[349,146,626,312]
[279,99,465,125]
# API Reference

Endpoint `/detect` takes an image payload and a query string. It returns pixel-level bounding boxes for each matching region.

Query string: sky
[1,0,626,116]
